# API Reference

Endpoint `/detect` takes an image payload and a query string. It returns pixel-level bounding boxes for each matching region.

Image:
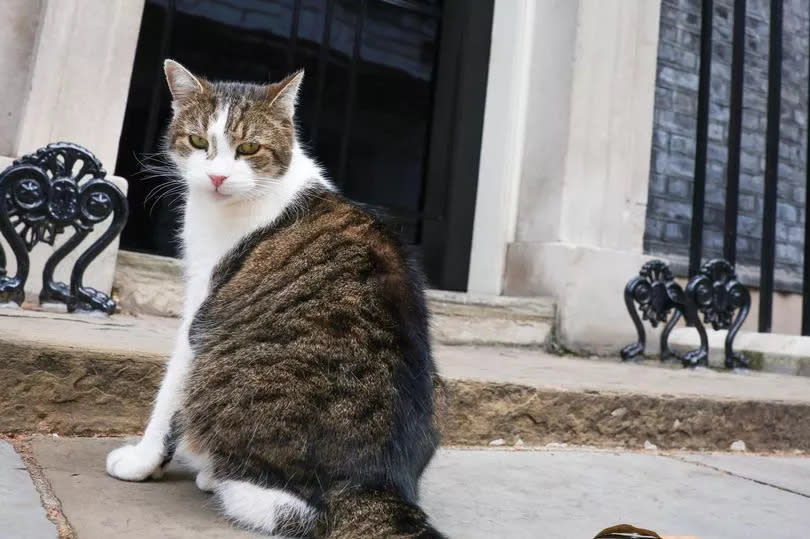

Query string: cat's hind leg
[215,480,317,537]
[175,437,217,493]
[195,467,217,493]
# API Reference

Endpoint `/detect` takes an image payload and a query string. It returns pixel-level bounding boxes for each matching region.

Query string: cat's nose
[208,174,227,189]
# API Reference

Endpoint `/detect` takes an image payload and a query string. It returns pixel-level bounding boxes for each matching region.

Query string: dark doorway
[115,0,492,290]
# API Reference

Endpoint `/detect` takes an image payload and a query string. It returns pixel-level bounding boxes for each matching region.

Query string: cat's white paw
[106,444,164,481]
[195,468,217,492]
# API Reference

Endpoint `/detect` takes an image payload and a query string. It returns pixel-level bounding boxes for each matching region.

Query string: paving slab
[0,440,56,539]
[30,437,257,538]
[421,448,810,538]
[675,452,810,497]
[28,437,810,538]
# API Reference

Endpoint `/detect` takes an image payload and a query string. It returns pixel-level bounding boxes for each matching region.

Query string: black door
[115,0,492,290]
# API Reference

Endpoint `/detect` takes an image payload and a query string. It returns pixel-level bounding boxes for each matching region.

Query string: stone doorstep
[669,327,810,376]
[112,250,555,348]
[3,309,810,452]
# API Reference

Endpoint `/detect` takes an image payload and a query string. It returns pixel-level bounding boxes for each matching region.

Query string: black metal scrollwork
[621,258,750,369]
[686,259,750,369]
[620,260,705,365]
[0,142,128,313]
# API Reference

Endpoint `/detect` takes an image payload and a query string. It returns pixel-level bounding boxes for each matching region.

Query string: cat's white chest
[181,207,262,318]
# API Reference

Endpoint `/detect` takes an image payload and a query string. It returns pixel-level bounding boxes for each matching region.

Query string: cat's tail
[315,486,446,539]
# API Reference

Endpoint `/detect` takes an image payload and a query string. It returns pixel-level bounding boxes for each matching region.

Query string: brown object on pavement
[594,524,662,538]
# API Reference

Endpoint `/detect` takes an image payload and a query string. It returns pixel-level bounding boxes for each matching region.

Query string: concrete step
[6,436,810,538]
[2,309,810,451]
[425,290,554,347]
[670,327,810,376]
[113,250,555,348]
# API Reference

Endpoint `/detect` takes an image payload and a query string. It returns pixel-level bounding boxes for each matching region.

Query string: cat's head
[163,60,303,201]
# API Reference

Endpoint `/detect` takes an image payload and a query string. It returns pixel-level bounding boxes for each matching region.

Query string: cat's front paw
[106,444,165,481]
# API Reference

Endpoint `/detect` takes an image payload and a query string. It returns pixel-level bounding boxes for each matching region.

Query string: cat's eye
[236,142,260,156]
[188,134,208,150]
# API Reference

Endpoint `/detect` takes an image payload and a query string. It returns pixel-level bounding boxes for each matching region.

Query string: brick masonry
[646,0,809,287]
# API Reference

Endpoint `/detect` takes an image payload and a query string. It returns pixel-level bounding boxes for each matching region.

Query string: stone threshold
[113,250,556,348]
[669,327,810,377]
[2,309,810,451]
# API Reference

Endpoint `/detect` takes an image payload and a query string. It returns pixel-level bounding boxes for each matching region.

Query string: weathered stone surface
[30,437,257,539]
[0,310,171,435]
[26,437,810,539]
[113,250,183,317]
[113,250,556,347]
[0,340,162,435]
[427,290,554,347]
[676,452,810,497]
[430,314,550,347]
[670,327,810,376]
[441,380,810,451]
[0,441,57,538]
[3,310,810,450]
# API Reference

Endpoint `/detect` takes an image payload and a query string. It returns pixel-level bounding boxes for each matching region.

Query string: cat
[106,60,443,538]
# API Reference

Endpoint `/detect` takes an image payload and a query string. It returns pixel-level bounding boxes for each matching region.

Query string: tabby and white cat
[106,60,443,538]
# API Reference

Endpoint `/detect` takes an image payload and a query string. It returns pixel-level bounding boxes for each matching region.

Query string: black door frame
[421,0,494,291]
[117,0,494,292]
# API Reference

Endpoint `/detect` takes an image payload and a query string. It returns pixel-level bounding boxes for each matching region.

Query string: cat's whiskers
[145,184,187,215]
[144,182,184,204]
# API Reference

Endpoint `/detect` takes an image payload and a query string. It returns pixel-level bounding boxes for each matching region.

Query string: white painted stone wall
[0,1,42,157]
[471,0,664,354]
[0,0,144,304]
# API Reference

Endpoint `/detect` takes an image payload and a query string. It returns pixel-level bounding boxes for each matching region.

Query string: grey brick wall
[646,0,809,285]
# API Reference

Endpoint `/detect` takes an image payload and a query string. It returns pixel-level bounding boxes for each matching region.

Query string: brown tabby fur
[166,72,300,177]
[183,188,443,538]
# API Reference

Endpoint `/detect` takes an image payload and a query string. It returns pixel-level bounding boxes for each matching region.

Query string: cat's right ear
[164,59,204,106]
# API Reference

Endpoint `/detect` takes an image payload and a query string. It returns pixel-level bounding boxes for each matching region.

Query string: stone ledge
[2,310,810,451]
[113,250,555,347]
[442,380,810,451]
[670,328,810,376]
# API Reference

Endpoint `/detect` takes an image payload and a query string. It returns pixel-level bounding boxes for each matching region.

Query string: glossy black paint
[115,0,491,291]
[0,143,128,314]
[620,260,707,367]
[621,259,750,369]
[759,0,783,333]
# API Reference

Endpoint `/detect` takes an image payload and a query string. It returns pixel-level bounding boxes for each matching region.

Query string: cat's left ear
[268,70,304,117]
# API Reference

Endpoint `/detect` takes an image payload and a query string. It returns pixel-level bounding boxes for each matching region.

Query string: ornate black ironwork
[620,260,705,365]
[621,258,751,369]
[686,259,751,369]
[0,142,128,313]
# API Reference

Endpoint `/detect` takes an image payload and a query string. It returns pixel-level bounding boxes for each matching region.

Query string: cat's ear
[164,59,204,104]
[268,70,304,117]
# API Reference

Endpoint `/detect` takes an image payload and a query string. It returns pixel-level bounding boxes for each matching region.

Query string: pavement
[3,436,809,538]
[0,441,55,539]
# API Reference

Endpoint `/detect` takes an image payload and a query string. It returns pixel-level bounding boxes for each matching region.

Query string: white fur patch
[106,443,165,481]
[207,104,231,154]
[182,142,331,301]
[216,480,316,535]
[106,96,333,497]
